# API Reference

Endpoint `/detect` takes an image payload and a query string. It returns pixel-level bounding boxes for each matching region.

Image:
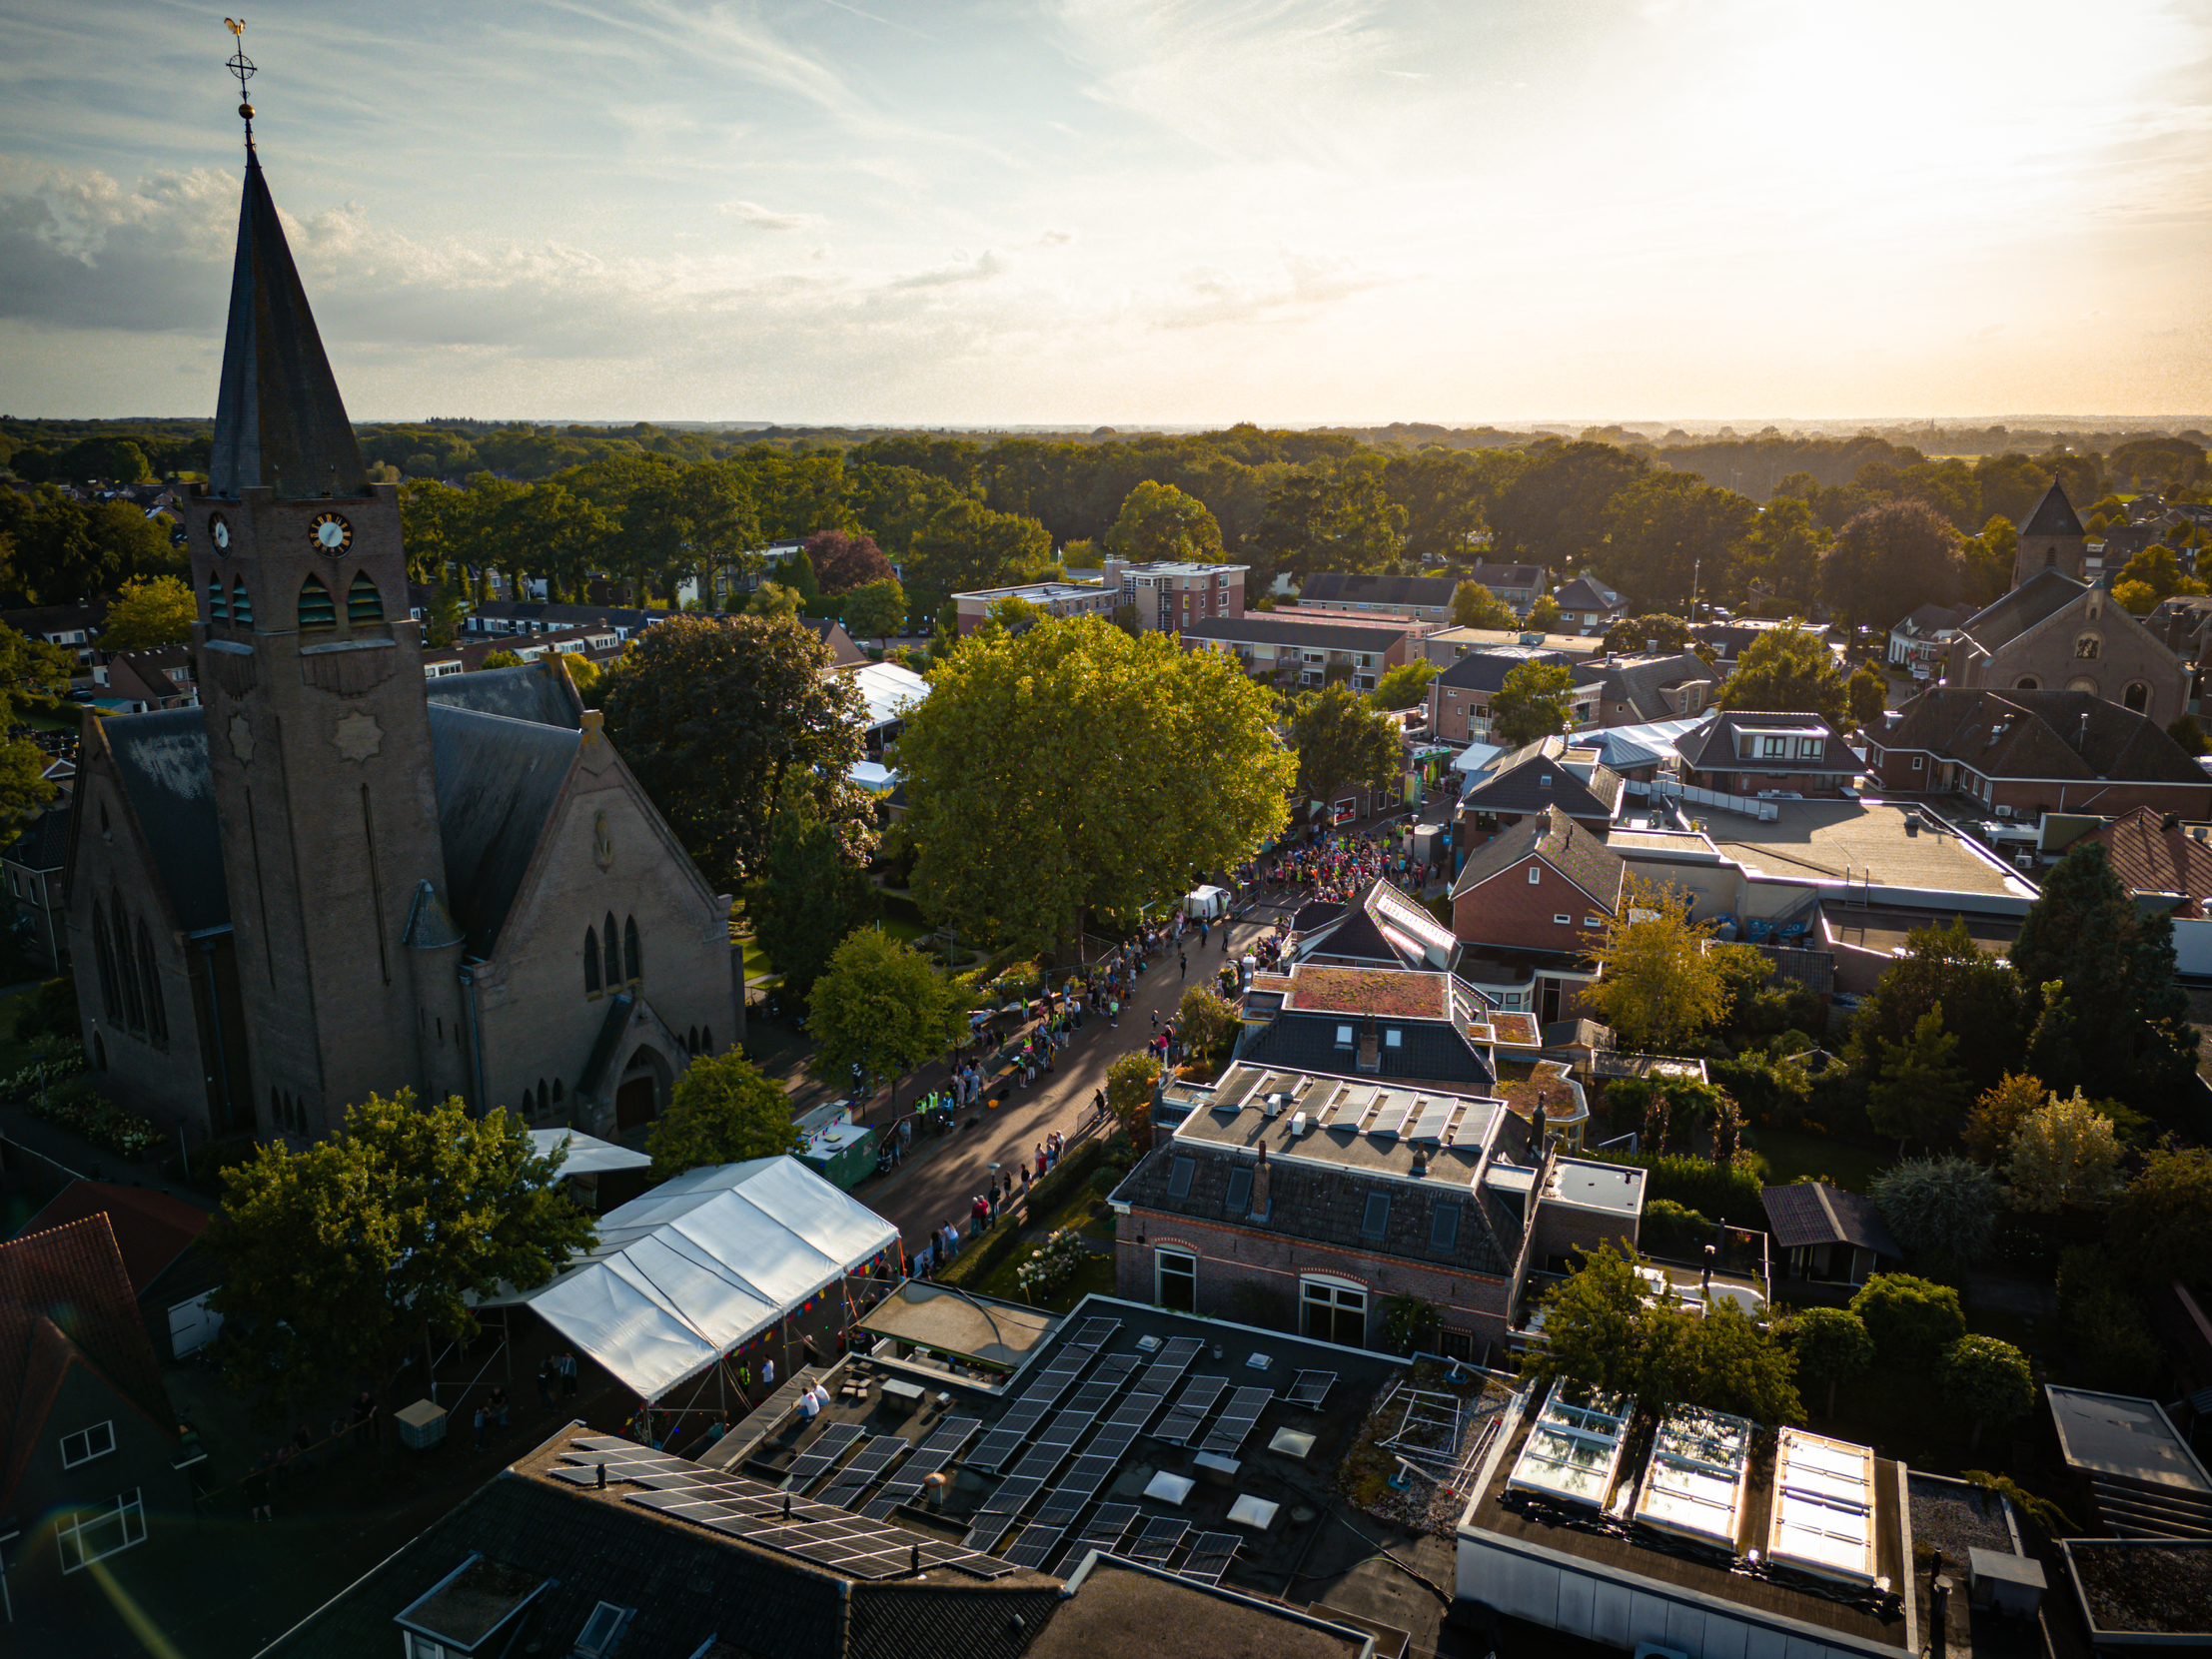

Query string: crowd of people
[1263,821,1434,906]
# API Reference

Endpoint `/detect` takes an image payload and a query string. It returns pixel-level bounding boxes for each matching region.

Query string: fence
[1648,776,1780,822]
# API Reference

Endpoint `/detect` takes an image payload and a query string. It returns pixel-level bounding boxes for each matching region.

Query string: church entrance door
[616,1075,657,1134]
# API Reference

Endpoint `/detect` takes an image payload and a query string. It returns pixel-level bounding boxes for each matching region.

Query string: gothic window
[270,1086,279,1129]
[584,927,601,996]
[91,904,120,1020]
[347,572,385,625]
[298,573,337,631]
[686,1026,698,1055]
[700,1027,711,1054]
[552,1080,563,1104]
[113,892,144,1034]
[231,579,254,627]
[536,1080,550,1117]
[137,919,167,1048]
[602,913,619,989]
[2014,676,2039,690]
[208,579,229,624]
[2124,681,2150,713]
[2074,633,2101,660]
[623,917,641,983]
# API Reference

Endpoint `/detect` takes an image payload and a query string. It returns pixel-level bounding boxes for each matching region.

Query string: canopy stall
[487,1156,898,1401]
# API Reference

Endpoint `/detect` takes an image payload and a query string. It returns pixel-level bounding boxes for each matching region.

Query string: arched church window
[552,1080,563,1103]
[231,579,254,627]
[347,571,385,625]
[701,1027,712,1054]
[2124,681,2150,713]
[271,1087,281,1130]
[584,927,601,996]
[114,892,144,1033]
[2014,676,2039,690]
[138,918,167,1047]
[298,573,337,631]
[624,917,641,983]
[2074,633,2101,660]
[2066,675,2099,695]
[602,913,619,990]
[91,903,120,1020]
[686,1026,698,1055]
[208,578,229,624]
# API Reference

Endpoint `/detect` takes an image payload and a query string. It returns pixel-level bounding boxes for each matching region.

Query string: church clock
[210,513,231,551]
[310,510,353,553]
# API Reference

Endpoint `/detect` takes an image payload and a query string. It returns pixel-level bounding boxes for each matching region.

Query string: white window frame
[1528,865,1542,885]
[60,1420,116,1469]
[1155,1246,1197,1311]
[1300,1274,1367,1344]
[1554,913,1571,925]
[1584,915,1604,929]
[57,1489,146,1573]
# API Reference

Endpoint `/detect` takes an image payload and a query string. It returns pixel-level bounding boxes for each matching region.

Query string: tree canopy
[99,574,196,649]
[1870,1155,2000,1268]
[804,528,894,594]
[2004,1089,2126,1213]
[1369,658,1437,710]
[1848,1272,1965,1366]
[1940,1335,2035,1448]
[1582,878,1729,1052]
[2106,1145,2212,1288]
[1717,625,1848,723]
[1452,581,1517,629]
[807,927,972,1095]
[1489,659,1576,747]
[1789,1306,1874,1415]
[1819,498,1966,635]
[1867,1008,1970,1150]
[1107,480,1224,562]
[743,805,879,997]
[1288,683,1401,807]
[1848,916,2022,1094]
[645,1051,805,1178]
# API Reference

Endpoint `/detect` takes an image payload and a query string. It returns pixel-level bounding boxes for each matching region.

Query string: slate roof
[1458,737,1625,820]
[2080,805,2212,912]
[428,704,581,957]
[99,706,230,932]
[22,1182,210,1298]
[1451,804,1626,910]
[1552,576,1625,613]
[208,152,368,498]
[425,659,583,729]
[1677,709,1855,776]
[2094,524,2161,563]
[1433,646,1582,695]
[1953,565,2091,655]
[1878,688,2205,785]
[2019,478,2085,539]
[2,1215,175,1511]
[1592,651,1718,720]
[1183,613,1415,651]
[1237,1010,1495,1090]
[1890,602,1973,638]
[469,599,661,633]
[262,1427,1064,1659]
[4,803,70,873]
[1760,1183,1899,1258]
[1298,571,1461,607]
[1302,879,1455,969]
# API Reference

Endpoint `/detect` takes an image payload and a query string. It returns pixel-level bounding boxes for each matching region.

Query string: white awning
[850,660,929,730]
[1451,741,1506,775]
[494,1157,898,1400]
[528,1128,652,1177]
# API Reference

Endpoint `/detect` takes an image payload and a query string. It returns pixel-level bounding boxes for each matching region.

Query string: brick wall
[1528,1197,1641,1273]
[1452,858,1612,955]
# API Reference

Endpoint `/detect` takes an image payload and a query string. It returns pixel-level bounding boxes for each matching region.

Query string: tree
[1820,499,1966,636]
[205,1091,592,1474]
[1369,658,1437,711]
[1848,917,2022,1094]
[748,580,802,619]
[1867,1009,1970,1150]
[1601,472,1758,612]
[2010,840,2196,1111]
[1846,665,1887,729]
[807,928,971,1100]
[2106,1145,2212,1288]
[1289,683,1400,808]
[742,805,879,997]
[780,546,822,608]
[1489,440,1649,570]
[1174,985,1238,1062]
[1520,1243,1673,1402]
[1107,480,1224,562]
[99,574,196,649]
[1870,1156,2000,1268]
[1526,594,1564,631]
[1959,514,2017,602]
[1668,1300,1803,1426]
[1601,613,1695,655]
[895,616,1293,957]
[1731,495,1828,610]
[1452,581,1517,629]
[1490,660,1576,746]
[1582,878,1728,1052]
[1250,466,1405,584]
[1790,1306,1874,1415]
[905,498,1055,619]
[2004,1089,2126,1213]
[805,528,894,594]
[837,577,907,639]
[645,1051,805,1179]
[1848,1272,1965,1367]
[1106,1050,1162,1152]
[2169,713,2210,756]
[2117,543,2205,603]
[600,613,874,885]
[1963,1072,2045,1164]
[1718,625,1848,723]
[478,649,524,669]
[1940,1335,2035,1449]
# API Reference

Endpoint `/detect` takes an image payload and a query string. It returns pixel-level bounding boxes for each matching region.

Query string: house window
[1796,737,1821,758]
[1167,1156,1195,1199]
[1384,1029,1402,1048]
[1155,1246,1197,1312]
[1335,1023,1354,1047]
[573,1601,635,1658]
[1554,913,1571,925]
[1538,772,1552,787]
[1528,865,1542,885]
[1430,1203,1461,1250]
[602,912,619,988]
[1911,756,1923,770]
[347,571,385,624]
[298,573,337,630]
[2124,681,2150,713]
[1761,735,1787,757]
[1360,1193,1391,1242]
[57,1490,146,1573]
[1224,1166,1253,1214]
[61,1421,117,1468]
[1301,1275,1367,1346]
[1584,916,1603,928]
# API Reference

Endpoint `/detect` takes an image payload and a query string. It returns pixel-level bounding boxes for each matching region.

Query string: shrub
[1870,1156,2001,1268]
[11,977,79,1046]
[1012,1229,1090,1299]
[1174,986,1238,1061]
[1849,1272,1965,1367]
[1587,1151,1766,1229]
[1639,1199,1717,1261]
[29,1077,167,1162]
[2055,1246,2164,1394]
[1940,1335,2035,1448]
[1708,1050,1812,1123]
[1789,1307,1874,1415]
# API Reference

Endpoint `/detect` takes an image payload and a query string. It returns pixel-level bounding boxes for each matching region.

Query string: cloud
[1155,251,1393,330]
[889,249,1005,290]
[715,199,811,231]
[1038,228,1074,247]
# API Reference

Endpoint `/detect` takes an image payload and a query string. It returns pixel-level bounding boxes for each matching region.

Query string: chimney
[1251,1144,1271,1218]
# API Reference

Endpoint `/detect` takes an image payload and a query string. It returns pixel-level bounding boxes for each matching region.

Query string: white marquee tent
[491,1156,899,1401]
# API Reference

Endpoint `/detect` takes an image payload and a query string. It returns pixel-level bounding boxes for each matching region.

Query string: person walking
[243,1456,273,1523]
[1179,952,1187,980]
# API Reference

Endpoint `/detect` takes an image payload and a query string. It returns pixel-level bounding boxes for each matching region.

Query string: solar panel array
[1133,1335,1205,1395]
[1197,1386,1274,1457]
[856,1415,980,1520]
[780,1421,866,1491]
[1151,1375,1229,1445]
[550,1443,1014,1581]
[1063,1502,1140,1564]
[1128,1516,1189,1566]
[813,1432,909,1511]
[966,1326,1121,1474]
[964,1354,1145,1553]
[1179,1531,1240,1586]
[997,1363,1179,1569]
[1286,1370,1337,1409]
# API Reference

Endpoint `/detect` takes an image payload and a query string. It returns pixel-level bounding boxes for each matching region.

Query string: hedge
[933,1134,1120,1291]
[1585,1150,1767,1230]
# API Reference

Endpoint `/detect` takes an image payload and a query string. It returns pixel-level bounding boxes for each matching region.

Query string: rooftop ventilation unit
[1263,1092,1288,1119]
[1290,1111,1309,1137]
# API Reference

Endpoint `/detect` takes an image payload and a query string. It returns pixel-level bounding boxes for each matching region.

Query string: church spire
[208,21,367,501]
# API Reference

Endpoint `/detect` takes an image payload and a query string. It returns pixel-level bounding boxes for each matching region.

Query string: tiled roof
[1891,602,1973,637]
[1299,571,1459,607]
[1879,688,2205,786]
[1238,1011,1495,1090]
[2019,478,2085,539]
[1593,652,1718,720]
[3,803,70,873]
[1677,710,1855,775]
[1452,805,1626,911]
[1459,738,1625,820]
[22,1182,210,1297]
[1760,1183,1900,1257]
[2,1215,175,1510]
[1433,647,1578,693]
[1183,613,1415,651]
[1552,576,1625,611]
[1954,566,2089,655]
[2081,805,2212,910]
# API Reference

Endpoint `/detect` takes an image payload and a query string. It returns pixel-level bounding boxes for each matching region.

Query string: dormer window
[1384,1029,1402,1048]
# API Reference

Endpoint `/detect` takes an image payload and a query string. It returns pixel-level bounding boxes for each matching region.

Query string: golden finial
[224,18,258,149]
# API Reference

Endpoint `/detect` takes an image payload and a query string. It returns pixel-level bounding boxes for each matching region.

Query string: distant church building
[66,132,740,1147]
[1943,479,2188,727]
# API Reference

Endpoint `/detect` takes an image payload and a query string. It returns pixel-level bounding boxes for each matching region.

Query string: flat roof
[854,1281,1062,1372]
[1180,1065,1502,1185]
[1541,1158,1645,1215]
[1029,1554,1372,1659]
[951,581,1109,601]
[2046,1385,2212,1493]
[1706,801,2034,898]
[1110,559,1248,574]
[1285,964,1453,1020]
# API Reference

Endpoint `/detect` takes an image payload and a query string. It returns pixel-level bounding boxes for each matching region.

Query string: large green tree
[1848,916,2022,1094]
[1288,683,1401,809]
[1789,1306,1874,1416]
[99,574,196,649]
[1940,1335,2035,1449]
[1870,1156,2000,1267]
[1582,878,1728,1052]
[205,1092,592,1473]
[1729,494,1827,611]
[1489,659,1576,746]
[807,928,972,1099]
[599,613,874,885]
[743,805,880,997]
[1867,1008,1970,1150]
[1489,440,1649,571]
[1600,471,1758,612]
[1819,498,1966,636]
[904,498,1056,621]
[1106,480,1224,562]
[645,1051,805,1179]
[1717,625,1848,723]
[1452,581,1518,629]
[2106,1145,2212,1288]
[1250,465,1405,584]
[894,615,1293,955]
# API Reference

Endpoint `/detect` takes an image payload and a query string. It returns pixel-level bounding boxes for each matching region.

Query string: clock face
[210,514,231,551]
[311,511,353,553]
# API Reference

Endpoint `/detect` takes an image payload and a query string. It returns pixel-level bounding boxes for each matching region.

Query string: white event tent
[491,1156,899,1401]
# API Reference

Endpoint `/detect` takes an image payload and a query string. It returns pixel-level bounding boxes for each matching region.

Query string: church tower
[2012,478,2088,588]
[180,109,459,1137]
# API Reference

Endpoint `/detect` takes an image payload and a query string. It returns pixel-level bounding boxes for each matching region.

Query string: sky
[2,0,2211,426]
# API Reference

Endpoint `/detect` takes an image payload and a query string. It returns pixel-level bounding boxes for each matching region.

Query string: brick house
[2078,805,2212,915]
[1456,737,1626,845]
[1885,601,1974,679]
[1111,1058,1643,1355]
[1183,612,1426,692]
[92,646,197,712]
[1451,806,1626,957]
[1232,962,1499,1092]
[1863,687,2212,820]
[1549,575,1628,633]
[1426,648,1599,745]
[1101,557,1247,632]
[1676,709,1859,796]
[1586,651,1719,725]
[1942,568,2188,728]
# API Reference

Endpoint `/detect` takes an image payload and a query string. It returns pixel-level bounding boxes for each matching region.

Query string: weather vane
[224,18,258,149]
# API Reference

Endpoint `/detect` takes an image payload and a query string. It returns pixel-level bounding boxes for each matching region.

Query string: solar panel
[1179,1532,1240,1586]
[1150,1376,1229,1445]
[962,1510,1024,1557]
[781,1421,866,1491]
[1410,1098,1455,1143]
[1067,1316,1122,1349]
[815,1434,909,1510]
[858,1448,949,1519]
[920,1415,983,1456]
[1000,1522,1068,1571]
[1197,1386,1274,1457]
[977,1474,1049,1517]
[1074,1502,1140,1551]
[1134,1335,1206,1394]
[569,1435,638,1452]
[1128,1516,1188,1566]
[1286,1370,1336,1409]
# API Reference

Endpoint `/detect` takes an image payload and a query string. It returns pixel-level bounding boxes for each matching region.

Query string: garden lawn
[1748,1126,1889,1194]
[738,935,776,984]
